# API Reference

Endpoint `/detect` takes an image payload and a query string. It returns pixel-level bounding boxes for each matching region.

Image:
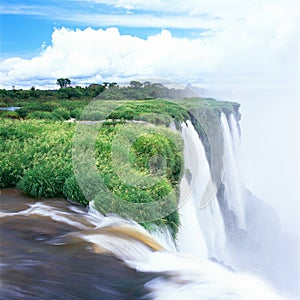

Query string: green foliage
[56,78,71,88]
[130,132,183,183]
[87,84,105,97]
[0,119,73,192]
[0,117,183,234]
[53,107,71,120]
[96,81,200,100]
[17,162,71,198]
[70,108,83,119]
[130,80,143,89]
[63,175,89,206]
[89,121,184,234]
[0,110,19,119]
[27,111,60,120]
[108,100,189,124]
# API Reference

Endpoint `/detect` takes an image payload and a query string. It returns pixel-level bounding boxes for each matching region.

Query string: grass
[0,113,183,234]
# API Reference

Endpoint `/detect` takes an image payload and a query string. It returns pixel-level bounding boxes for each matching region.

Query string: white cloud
[0,1,299,89]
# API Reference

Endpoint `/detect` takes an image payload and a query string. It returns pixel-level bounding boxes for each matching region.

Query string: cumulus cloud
[0,1,299,89]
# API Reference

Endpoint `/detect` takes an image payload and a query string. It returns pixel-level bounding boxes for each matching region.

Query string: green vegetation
[0,83,240,235]
[0,98,189,234]
[95,81,199,100]
[56,78,71,89]
[0,120,73,190]
[0,80,198,108]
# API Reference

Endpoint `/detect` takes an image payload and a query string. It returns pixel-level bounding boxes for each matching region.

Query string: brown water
[0,189,161,300]
[0,189,291,300]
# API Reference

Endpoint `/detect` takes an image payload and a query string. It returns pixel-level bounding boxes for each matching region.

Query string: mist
[206,84,300,237]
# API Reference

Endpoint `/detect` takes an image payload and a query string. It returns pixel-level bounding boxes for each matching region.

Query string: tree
[88,84,105,97]
[109,82,118,88]
[30,86,38,98]
[56,78,71,88]
[130,80,142,89]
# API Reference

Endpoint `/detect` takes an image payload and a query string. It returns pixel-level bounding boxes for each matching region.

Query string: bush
[0,154,25,187]
[0,119,74,193]
[27,111,60,120]
[70,108,83,119]
[0,110,19,119]
[17,103,45,118]
[53,108,71,120]
[17,162,71,198]
[63,175,88,206]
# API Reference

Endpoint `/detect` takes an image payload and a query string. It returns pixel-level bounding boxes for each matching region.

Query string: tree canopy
[56,78,71,88]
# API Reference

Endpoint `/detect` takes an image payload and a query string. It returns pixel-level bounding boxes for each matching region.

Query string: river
[0,188,160,300]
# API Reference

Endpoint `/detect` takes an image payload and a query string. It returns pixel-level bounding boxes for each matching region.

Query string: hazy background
[208,85,300,236]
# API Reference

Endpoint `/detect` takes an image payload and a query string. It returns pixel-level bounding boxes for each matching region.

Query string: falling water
[176,173,208,259]
[177,121,227,261]
[0,189,286,300]
[229,114,243,175]
[220,113,246,229]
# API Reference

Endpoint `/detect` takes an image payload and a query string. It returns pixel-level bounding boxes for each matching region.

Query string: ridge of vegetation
[0,82,240,235]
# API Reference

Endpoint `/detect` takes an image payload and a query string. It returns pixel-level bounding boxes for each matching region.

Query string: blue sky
[0,0,209,58]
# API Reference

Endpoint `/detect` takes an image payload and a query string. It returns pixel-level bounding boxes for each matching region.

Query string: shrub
[0,110,19,119]
[63,175,88,206]
[70,108,83,119]
[27,111,60,120]
[0,154,25,187]
[53,108,71,120]
[17,162,71,198]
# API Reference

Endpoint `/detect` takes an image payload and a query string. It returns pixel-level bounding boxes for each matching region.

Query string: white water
[143,256,284,300]
[79,204,286,300]
[176,174,208,259]
[177,121,227,261]
[229,114,244,179]
[0,194,286,299]
[221,113,246,229]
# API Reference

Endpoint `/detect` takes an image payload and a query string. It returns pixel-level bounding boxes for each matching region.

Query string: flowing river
[1,188,285,300]
[0,188,161,299]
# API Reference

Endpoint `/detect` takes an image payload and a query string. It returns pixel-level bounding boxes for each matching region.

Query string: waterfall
[229,114,243,175]
[177,120,227,261]
[1,190,285,299]
[220,113,246,229]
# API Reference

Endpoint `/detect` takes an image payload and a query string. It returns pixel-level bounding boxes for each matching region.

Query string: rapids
[0,188,285,300]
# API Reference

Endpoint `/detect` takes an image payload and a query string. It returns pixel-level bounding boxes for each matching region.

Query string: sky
[0,0,300,233]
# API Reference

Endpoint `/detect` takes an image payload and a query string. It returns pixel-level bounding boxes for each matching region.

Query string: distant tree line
[0,79,200,105]
[95,80,201,100]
